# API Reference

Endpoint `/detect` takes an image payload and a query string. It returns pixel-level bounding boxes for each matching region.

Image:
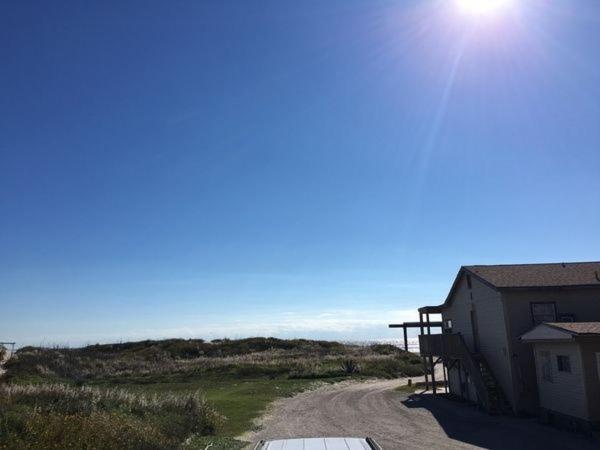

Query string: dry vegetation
[0,338,423,449]
[4,338,423,384]
[0,384,223,449]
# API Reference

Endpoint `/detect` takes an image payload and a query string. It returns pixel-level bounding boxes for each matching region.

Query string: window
[531,302,557,325]
[540,351,553,382]
[446,319,453,329]
[557,355,571,373]
[466,274,472,289]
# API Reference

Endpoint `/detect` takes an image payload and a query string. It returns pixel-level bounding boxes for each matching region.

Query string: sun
[455,0,514,16]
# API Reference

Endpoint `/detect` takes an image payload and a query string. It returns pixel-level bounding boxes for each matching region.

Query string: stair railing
[420,333,492,412]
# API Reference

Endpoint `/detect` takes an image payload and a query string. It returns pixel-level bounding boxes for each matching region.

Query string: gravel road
[242,378,597,450]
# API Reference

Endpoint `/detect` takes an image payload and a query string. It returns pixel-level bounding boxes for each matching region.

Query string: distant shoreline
[342,338,420,352]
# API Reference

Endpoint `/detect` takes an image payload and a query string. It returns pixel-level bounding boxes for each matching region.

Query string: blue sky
[1,1,600,346]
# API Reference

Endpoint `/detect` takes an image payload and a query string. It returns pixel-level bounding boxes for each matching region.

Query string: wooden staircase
[419,333,511,415]
[474,355,512,414]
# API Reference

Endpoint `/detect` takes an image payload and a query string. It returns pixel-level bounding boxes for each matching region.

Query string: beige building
[521,322,600,430]
[413,261,600,421]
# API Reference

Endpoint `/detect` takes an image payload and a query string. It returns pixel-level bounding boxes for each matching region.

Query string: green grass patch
[109,376,324,436]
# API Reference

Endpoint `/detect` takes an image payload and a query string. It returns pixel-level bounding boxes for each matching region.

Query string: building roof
[546,322,600,335]
[420,261,600,314]
[521,322,600,342]
[464,261,600,289]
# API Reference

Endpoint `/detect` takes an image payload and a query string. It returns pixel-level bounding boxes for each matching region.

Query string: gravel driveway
[242,378,597,450]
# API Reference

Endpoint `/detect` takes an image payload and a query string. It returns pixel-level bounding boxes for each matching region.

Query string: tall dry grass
[0,338,423,448]
[0,383,224,449]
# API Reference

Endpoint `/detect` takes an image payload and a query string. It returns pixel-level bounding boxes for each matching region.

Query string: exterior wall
[442,274,514,407]
[579,338,600,422]
[532,342,588,420]
[447,365,478,403]
[465,370,478,403]
[448,366,461,395]
[503,288,600,413]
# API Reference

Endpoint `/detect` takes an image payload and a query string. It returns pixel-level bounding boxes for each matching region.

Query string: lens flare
[456,0,514,16]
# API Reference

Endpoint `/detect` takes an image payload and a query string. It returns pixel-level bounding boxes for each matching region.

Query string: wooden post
[457,360,463,398]
[419,312,429,391]
[403,325,408,352]
[430,354,436,394]
[425,311,435,393]
[443,361,448,393]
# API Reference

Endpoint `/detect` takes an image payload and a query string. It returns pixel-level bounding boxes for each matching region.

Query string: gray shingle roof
[465,261,600,289]
[546,322,600,335]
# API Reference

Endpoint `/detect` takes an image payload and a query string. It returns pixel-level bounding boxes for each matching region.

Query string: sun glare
[456,0,514,16]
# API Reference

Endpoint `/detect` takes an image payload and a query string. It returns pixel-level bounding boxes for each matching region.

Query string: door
[470,309,480,353]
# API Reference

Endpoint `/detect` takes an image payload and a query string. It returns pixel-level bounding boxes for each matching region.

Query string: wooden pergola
[388,321,443,351]
[389,305,446,394]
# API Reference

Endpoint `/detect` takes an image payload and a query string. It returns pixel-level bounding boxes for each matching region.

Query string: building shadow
[401,393,596,450]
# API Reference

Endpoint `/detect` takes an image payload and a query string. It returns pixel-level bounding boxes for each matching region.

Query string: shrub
[183,395,224,436]
[369,344,400,355]
[340,359,360,375]
[361,358,423,378]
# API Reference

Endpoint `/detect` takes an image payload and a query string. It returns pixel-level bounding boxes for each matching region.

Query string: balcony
[419,333,466,358]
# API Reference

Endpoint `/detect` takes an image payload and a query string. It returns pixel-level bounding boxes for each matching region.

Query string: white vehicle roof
[257,437,379,450]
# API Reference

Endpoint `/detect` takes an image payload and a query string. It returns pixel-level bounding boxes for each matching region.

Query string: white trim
[521,323,574,342]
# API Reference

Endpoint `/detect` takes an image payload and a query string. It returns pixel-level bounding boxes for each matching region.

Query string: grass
[0,383,224,449]
[0,337,424,449]
[119,376,329,436]
[183,436,246,450]
[394,383,419,394]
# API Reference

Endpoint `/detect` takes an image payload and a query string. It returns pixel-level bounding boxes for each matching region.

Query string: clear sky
[2,1,599,346]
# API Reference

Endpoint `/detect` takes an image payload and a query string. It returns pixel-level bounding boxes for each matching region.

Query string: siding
[448,366,461,396]
[442,274,514,407]
[579,340,600,421]
[503,287,600,412]
[447,365,478,403]
[532,342,588,420]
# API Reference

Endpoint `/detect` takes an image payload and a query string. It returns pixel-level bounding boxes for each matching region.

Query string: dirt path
[242,377,596,449]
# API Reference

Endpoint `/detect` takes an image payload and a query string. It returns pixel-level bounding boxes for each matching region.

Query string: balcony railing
[418,333,467,358]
